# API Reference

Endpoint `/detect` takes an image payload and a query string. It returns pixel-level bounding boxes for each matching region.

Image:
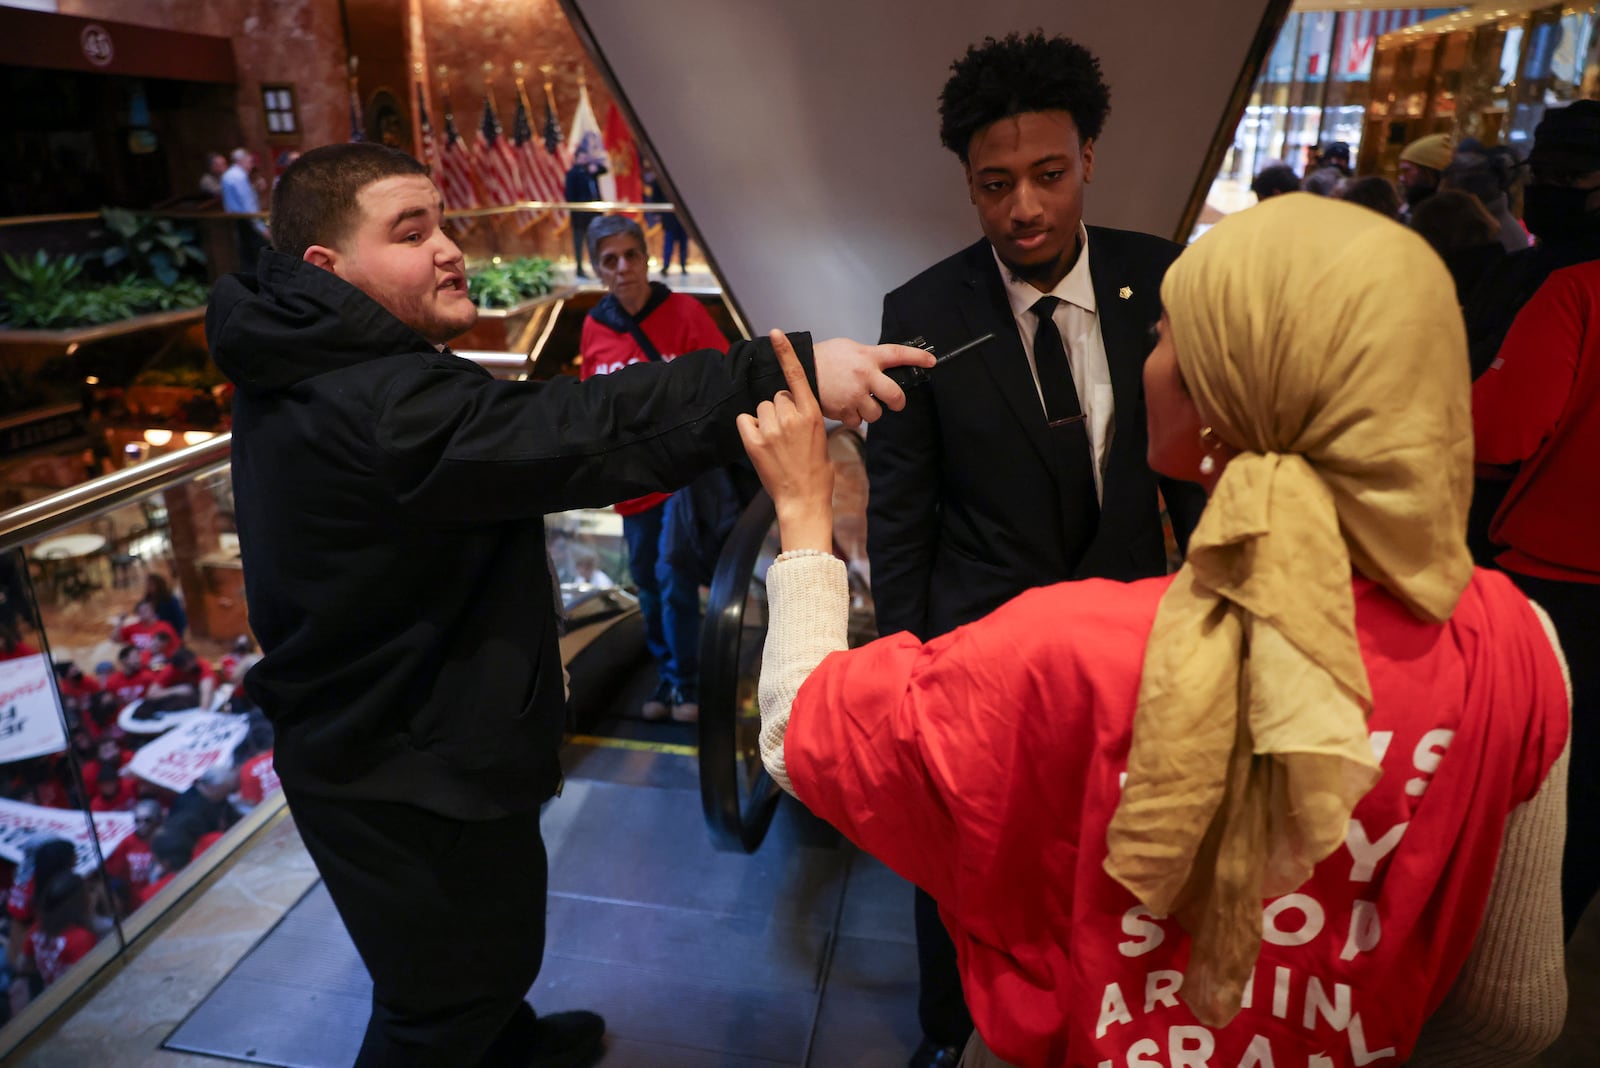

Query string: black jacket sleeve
[375,332,814,523]
[1158,476,1206,557]
[864,295,938,641]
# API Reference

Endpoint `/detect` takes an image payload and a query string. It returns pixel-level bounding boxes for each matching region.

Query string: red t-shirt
[786,570,1569,1067]
[106,834,157,895]
[105,668,154,707]
[8,877,35,926]
[89,777,138,812]
[115,617,180,654]
[137,872,176,907]
[238,750,280,805]
[579,290,730,516]
[0,641,39,662]
[80,751,132,795]
[153,658,216,691]
[1474,260,1600,583]
[28,925,96,985]
[57,675,101,703]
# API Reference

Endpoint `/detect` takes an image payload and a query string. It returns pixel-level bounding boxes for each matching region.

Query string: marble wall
[49,0,635,193]
[58,0,354,172]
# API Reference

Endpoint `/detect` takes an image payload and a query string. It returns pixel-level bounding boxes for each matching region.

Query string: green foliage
[0,250,210,331]
[100,207,207,286]
[0,251,87,329]
[468,256,556,309]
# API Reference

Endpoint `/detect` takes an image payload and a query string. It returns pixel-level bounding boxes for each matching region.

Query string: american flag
[438,89,478,211]
[416,80,438,176]
[515,79,568,224]
[474,91,524,210]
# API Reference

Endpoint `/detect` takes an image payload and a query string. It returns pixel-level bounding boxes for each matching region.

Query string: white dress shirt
[992,224,1113,503]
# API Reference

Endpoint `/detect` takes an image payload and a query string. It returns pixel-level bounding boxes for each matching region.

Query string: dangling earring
[1198,426,1218,476]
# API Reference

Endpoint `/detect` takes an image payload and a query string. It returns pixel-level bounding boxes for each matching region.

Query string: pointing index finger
[767,329,818,415]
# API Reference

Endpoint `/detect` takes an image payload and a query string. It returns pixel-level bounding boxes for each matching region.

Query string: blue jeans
[621,505,701,689]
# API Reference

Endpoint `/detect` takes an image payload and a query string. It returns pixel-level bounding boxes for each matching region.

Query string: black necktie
[1030,295,1099,510]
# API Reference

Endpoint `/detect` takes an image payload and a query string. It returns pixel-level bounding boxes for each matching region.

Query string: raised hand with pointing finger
[738,330,839,554]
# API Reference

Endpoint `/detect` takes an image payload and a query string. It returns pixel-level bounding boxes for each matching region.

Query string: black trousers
[571,213,595,275]
[287,789,548,1067]
[1506,571,1600,939]
[915,886,974,1048]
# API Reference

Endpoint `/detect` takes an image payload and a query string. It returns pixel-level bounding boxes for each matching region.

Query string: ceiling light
[143,429,173,447]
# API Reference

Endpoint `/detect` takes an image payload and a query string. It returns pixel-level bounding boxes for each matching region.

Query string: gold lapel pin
[1118,286,1133,300]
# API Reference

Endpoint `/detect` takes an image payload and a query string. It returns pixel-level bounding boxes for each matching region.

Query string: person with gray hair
[221,146,268,265]
[163,764,241,848]
[579,213,734,721]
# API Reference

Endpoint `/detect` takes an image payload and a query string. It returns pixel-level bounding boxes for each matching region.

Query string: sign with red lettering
[0,653,68,764]
[0,798,135,876]
[127,712,248,794]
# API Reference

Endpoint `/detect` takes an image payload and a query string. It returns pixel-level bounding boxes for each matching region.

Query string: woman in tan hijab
[738,195,1571,1068]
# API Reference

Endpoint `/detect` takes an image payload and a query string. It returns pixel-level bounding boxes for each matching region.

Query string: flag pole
[437,65,476,235]
[512,61,549,231]
[347,55,365,142]
[540,64,570,238]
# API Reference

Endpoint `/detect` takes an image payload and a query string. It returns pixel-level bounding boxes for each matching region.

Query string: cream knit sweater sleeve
[757,552,850,797]
[1408,600,1572,1066]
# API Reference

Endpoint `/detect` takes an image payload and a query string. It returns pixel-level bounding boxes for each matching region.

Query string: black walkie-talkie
[885,332,995,391]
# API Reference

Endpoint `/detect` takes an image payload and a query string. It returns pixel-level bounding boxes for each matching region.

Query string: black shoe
[574,270,590,279]
[525,1010,605,1068]
[669,682,698,723]
[641,678,674,721]
[908,1036,963,1068]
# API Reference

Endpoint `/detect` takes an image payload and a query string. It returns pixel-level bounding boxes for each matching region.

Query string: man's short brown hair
[270,143,429,260]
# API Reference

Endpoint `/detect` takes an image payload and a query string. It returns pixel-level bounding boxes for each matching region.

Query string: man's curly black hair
[938,32,1112,163]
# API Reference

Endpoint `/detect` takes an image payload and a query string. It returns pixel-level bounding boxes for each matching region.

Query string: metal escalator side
[697,426,876,853]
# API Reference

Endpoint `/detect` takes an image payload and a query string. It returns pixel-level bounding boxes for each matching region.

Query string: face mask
[1523,183,1600,240]
[1403,181,1435,209]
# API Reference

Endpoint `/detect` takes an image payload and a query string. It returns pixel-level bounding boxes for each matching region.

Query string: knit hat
[1400,133,1454,172]
[1528,100,1600,173]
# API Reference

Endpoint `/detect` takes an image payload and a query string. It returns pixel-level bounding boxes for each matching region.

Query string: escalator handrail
[697,486,780,853]
[0,435,232,554]
[0,352,534,555]
[697,425,867,852]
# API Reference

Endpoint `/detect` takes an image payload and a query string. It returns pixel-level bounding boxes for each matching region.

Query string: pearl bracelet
[775,548,836,563]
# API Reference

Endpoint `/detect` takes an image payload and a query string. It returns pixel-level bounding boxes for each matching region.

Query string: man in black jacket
[864,33,1205,1067]
[207,142,930,1068]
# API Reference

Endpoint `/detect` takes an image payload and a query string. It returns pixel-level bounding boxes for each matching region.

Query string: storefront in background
[1216,8,1457,194]
[1362,1,1600,174]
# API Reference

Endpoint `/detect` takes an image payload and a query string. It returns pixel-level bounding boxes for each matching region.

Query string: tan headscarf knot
[1103,194,1474,1026]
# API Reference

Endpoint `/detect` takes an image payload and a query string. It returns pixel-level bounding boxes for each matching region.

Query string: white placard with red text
[127,713,249,794]
[0,653,68,764]
[0,797,136,876]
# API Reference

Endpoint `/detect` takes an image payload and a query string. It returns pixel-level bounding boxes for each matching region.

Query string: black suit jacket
[867,228,1205,641]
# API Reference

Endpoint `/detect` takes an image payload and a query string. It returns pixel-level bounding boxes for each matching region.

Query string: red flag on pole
[603,104,642,207]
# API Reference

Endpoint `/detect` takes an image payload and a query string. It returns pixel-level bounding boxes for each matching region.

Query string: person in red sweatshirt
[112,601,180,656]
[24,872,98,988]
[578,214,731,723]
[105,799,164,913]
[146,646,216,711]
[103,646,155,708]
[1473,257,1600,938]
